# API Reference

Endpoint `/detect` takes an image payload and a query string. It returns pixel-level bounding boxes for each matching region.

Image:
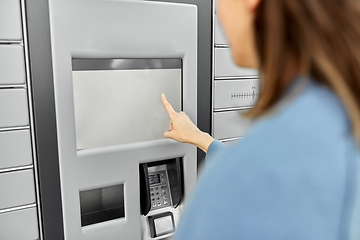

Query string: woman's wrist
[190,131,215,153]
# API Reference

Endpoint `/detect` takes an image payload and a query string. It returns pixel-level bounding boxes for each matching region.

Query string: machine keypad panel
[149,170,171,210]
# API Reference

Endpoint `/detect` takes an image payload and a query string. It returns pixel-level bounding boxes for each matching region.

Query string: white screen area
[72,68,181,150]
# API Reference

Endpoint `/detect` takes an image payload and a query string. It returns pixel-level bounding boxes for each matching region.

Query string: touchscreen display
[72,58,182,150]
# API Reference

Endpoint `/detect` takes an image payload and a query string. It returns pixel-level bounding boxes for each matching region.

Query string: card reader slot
[166,158,183,208]
[139,163,152,216]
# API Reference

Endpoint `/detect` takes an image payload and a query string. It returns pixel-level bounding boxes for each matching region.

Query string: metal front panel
[0,169,36,210]
[48,1,197,239]
[0,45,26,85]
[214,14,227,45]
[214,79,259,109]
[0,89,29,128]
[0,130,32,170]
[213,110,251,140]
[214,48,258,78]
[0,207,39,240]
[0,0,22,41]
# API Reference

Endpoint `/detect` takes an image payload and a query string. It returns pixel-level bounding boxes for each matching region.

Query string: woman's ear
[247,0,261,12]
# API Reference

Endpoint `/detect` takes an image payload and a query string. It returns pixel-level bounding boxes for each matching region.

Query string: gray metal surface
[0,89,29,128]
[214,79,259,109]
[0,207,39,240]
[0,129,33,170]
[0,169,36,210]
[213,109,251,140]
[20,0,43,239]
[0,45,26,85]
[25,0,64,239]
[214,48,258,78]
[0,0,22,41]
[48,0,197,239]
[214,13,228,46]
[73,64,181,150]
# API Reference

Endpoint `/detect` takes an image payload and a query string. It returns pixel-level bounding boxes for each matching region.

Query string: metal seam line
[0,203,37,215]
[0,126,30,132]
[0,84,27,89]
[214,44,229,48]
[0,40,23,45]
[214,76,259,80]
[220,137,241,142]
[211,0,216,136]
[214,106,253,112]
[0,165,33,174]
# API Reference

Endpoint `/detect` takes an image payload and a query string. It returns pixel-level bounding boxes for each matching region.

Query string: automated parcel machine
[48,0,197,239]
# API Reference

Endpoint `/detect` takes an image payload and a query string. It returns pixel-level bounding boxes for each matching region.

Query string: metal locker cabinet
[0,89,29,128]
[214,79,259,109]
[0,130,33,170]
[214,14,228,46]
[214,48,258,78]
[0,207,39,240]
[0,0,22,41]
[0,45,26,85]
[0,169,36,209]
[213,110,251,140]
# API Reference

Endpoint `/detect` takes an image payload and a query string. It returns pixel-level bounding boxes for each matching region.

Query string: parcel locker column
[212,2,259,144]
[0,1,41,239]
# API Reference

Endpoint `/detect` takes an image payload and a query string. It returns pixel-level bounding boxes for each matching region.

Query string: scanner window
[72,58,182,150]
[79,184,125,227]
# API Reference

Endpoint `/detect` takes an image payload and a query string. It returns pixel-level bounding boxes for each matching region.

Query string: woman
[161,0,360,239]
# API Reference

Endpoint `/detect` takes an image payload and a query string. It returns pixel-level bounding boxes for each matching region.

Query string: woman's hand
[161,94,215,153]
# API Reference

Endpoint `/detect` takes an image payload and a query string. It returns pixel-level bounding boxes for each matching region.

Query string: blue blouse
[173,78,360,240]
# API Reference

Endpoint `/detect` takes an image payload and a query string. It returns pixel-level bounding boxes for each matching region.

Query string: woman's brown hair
[247,0,360,142]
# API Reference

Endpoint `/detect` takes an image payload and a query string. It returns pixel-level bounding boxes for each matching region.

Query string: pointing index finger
[161,94,176,116]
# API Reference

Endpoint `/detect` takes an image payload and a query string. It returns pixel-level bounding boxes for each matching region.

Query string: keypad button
[163,195,167,200]
[152,203,157,208]
[157,202,161,206]
[164,200,168,205]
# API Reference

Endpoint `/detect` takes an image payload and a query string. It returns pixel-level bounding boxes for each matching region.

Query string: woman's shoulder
[208,79,352,168]
[263,79,346,131]
[238,79,350,154]
[209,79,354,199]
[194,80,358,239]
